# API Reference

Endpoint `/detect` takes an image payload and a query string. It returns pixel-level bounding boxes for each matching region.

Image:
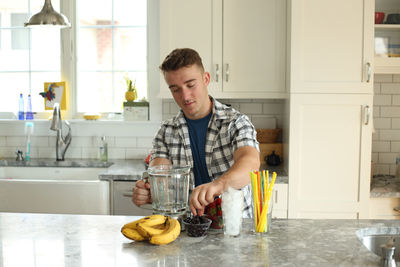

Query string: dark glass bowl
[183,216,212,237]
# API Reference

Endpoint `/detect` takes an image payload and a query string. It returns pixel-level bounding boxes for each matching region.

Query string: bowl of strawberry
[183,216,212,237]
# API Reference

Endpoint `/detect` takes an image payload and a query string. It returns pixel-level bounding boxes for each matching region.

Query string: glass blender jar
[147,165,191,222]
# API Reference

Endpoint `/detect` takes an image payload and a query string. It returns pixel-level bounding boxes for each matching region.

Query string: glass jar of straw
[250,170,276,233]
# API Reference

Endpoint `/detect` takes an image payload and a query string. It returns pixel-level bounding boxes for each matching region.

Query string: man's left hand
[189,179,224,216]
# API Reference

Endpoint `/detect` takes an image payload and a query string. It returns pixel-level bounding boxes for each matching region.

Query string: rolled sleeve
[231,114,259,152]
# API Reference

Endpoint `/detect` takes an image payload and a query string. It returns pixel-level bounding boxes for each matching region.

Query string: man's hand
[190,179,224,216]
[132,180,152,206]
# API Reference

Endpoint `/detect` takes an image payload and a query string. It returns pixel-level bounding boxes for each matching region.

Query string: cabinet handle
[225,63,230,82]
[366,62,371,83]
[275,190,278,204]
[215,64,219,82]
[364,105,370,125]
[394,207,400,213]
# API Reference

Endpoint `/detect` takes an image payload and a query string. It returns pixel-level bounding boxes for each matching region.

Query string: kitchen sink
[0,166,110,215]
[357,227,400,262]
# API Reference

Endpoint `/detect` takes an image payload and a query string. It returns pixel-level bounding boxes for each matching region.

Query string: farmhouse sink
[0,166,111,215]
[357,227,400,262]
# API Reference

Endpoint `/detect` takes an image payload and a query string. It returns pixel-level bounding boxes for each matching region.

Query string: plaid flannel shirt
[151,96,259,218]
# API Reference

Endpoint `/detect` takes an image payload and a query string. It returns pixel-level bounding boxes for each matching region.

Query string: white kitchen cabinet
[159,0,286,99]
[290,0,374,93]
[272,184,288,219]
[374,0,400,73]
[288,94,373,219]
[369,197,400,219]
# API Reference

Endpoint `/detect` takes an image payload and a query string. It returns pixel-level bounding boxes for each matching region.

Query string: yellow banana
[121,214,166,231]
[121,228,147,241]
[138,214,167,227]
[137,222,167,237]
[149,218,181,245]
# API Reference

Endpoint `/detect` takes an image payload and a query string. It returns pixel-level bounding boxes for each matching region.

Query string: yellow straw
[257,172,277,232]
[250,172,259,227]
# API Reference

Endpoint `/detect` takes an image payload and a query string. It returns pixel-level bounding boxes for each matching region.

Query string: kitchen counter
[0,212,394,267]
[371,175,400,198]
[0,158,289,184]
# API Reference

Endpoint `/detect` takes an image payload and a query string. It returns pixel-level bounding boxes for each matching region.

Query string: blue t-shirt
[185,112,212,186]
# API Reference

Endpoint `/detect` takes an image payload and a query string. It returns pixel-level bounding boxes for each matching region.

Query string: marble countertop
[0,158,289,184]
[371,175,400,198]
[0,212,396,267]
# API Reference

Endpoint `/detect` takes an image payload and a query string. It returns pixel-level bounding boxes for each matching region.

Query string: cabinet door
[221,0,286,96]
[272,184,288,219]
[288,94,372,219]
[159,0,215,97]
[290,0,374,93]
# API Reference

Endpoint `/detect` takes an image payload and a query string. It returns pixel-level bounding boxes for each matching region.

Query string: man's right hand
[132,179,152,206]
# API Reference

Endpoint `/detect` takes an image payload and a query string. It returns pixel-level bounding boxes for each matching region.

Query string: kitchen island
[0,212,394,266]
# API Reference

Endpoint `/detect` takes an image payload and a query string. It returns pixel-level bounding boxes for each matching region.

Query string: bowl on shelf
[375,12,385,24]
[386,13,400,24]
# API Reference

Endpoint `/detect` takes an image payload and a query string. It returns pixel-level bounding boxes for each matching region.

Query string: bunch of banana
[121,214,181,245]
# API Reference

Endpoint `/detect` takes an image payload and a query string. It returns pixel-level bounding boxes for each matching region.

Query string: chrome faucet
[50,103,71,161]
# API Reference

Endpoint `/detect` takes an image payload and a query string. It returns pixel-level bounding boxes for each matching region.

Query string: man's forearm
[214,146,260,191]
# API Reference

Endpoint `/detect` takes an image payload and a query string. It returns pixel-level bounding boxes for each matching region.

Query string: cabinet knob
[225,63,230,82]
[364,105,370,125]
[366,62,371,83]
[215,64,219,82]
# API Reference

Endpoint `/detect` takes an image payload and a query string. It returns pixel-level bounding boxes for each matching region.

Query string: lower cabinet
[288,94,373,219]
[272,184,288,219]
[369,198,400,219]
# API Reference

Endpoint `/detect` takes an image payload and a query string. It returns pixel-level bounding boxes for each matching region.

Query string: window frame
[0,0,162,122]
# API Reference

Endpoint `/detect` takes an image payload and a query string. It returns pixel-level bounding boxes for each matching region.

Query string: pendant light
[24,0,71,28]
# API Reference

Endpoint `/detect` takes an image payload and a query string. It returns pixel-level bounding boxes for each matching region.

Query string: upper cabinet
[374,0,400,73]
[159,0,287,99]
[290,0,374,93]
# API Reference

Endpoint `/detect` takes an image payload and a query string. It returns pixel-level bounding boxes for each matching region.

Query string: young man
[132,48,260,217]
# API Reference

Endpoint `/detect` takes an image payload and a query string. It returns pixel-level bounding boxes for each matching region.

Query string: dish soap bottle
[18,93,24,120]
[99,136,108,162]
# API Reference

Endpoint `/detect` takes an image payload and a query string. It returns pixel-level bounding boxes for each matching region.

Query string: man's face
[164,64,211,120]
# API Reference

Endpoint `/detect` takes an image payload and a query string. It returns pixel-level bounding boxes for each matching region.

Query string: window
[0,0,148,115]
[0,0,61,113]
[76,0,147,113]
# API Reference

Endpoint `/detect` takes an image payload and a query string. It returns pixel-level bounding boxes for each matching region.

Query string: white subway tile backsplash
[374,118,391,129]
[239,103,263,114]
[372,131,379,141]
[374,83,381,94]
[371,152,378,163]
[373,106,380,118]
[374,164,390,175]
[126,148,148,159]
[379,153,398,164]
[374,95,392,105]
[37,147,55,159]
[0,137,5,146]
[263,103,284,115]
[380,107,400,117]
[82,148,99,159]
[6,136,26,147]
[372,141,390,152]
[381,83,400,94]
[250,116,277,129]
[380,130,400,140]
[394,74,400,82]
[64,147,82,159]
[391,142,400,152]
[70,136,94,147]
[392,119,400,129]
[115,137,137,148]
[108,148,126,160]
[375,74,393,83]
[137,137,153,148]
[30,136,49,147]
[393,95,400,105]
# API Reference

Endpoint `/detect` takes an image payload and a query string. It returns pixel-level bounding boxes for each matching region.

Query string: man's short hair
[159,48,205,74]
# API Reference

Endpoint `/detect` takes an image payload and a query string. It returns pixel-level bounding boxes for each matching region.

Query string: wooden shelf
[375,24,400,30]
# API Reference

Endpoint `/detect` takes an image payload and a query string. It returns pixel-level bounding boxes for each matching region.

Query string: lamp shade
[24,0,71,28]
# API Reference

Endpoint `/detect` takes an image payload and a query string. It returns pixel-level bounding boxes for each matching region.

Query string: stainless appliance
[111,180,153,216]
